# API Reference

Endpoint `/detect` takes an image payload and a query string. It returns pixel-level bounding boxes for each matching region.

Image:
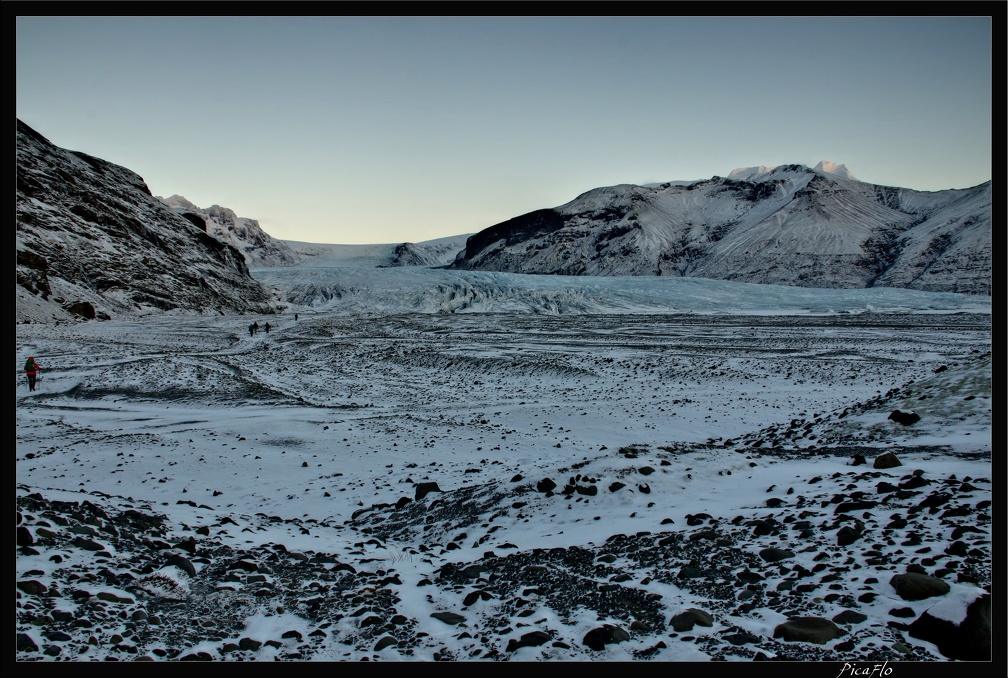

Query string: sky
[15,15,995,244]
[15,259,994,662]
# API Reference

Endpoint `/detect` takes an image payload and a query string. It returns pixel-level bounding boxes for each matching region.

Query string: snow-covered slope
[449,163,991,295]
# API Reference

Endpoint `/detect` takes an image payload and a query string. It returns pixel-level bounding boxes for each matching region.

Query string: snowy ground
[15,272,994,665]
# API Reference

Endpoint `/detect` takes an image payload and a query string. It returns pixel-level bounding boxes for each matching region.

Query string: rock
[773,617,845,644]
[431,611,466,625]
[536,478,557,493]
[873,452,902,469]
[908,593,990,661]
[759,547,794,563]
[888,410,921,426]
[65,300,96,319]
[834,500,877,515]
[832,610,868,625]
[71,536,106,551]
[506,630,551,652]
[415,481,442,500]
[17,633,39,652]
[17,525,34,546]
[670,608,714,632]
[17,580,47,596]
[837,524,863,546]
[174,536,198,553]
[889,572,951,601]
[582,624,629,651]
[725,631,761,645]
[164,554,196,577]
[736,569,764,583]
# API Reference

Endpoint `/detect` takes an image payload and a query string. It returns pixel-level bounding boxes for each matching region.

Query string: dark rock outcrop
[908,593,990,661]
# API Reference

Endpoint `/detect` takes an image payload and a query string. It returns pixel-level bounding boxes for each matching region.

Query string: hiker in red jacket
[24,356,41,392]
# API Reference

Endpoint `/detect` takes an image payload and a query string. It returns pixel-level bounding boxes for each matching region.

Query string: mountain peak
[157,194,200,211]
[813,161,857,181]
[727,162,857,183]
[726,165,774,181]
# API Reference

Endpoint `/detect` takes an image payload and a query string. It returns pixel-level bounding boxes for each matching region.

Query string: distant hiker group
[248,321,271,337]
[24,356,41,391]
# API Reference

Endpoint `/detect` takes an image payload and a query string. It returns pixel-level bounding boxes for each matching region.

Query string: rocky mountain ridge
[448,164,991,295]
[16,120,279,323]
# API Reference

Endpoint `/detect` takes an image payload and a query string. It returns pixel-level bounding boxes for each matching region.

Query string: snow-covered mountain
[157,195,300,268]
[16,119,279,323]
[15,113,992,329]
[449,163,991,295]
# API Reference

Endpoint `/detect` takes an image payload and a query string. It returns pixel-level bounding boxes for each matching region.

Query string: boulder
[759,547,795,562]
[582,624,630,651]
[908,592,990,661]
[773,617,845,644]
[415,481,442,501]
[670,608,714,632]
[873,452,902,469]
[889,572,951,601]
[888,410,921,426]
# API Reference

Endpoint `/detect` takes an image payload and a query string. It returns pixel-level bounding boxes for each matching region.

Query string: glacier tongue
[252,265,990,316]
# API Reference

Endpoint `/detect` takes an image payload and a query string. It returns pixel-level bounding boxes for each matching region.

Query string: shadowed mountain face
[16,119,277,321]
[449,165,991,295]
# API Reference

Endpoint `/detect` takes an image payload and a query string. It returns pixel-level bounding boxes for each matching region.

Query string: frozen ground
[15,273,994,665]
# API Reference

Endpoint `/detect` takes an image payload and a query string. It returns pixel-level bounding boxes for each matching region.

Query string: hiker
[249,321,259,337]
[24,356,41,392]
[265,322,271,334]
[295,313,298,321]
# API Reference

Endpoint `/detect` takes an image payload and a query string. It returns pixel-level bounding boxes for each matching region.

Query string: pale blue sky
[16,15,994,244]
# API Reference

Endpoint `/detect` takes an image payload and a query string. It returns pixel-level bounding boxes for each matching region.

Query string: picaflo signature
[837,662,893,678]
